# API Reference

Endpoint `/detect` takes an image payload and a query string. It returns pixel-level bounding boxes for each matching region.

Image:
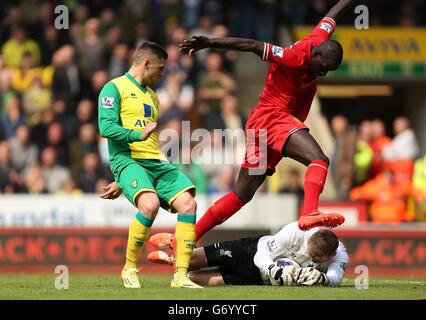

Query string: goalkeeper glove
[268,264,295,286]
[293,267,329,286]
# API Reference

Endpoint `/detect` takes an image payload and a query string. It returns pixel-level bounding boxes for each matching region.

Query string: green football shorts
[116,159,195,212]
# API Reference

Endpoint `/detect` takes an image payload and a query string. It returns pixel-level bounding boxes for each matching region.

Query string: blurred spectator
[182,0,202,30]
[1,25,40,68]
[350,168,413,223]
[9,124,38,173]
[279,168,304,207]
[194,130,234,193]
[330,115,356,200]
[280,0,307,26]
[40,146,70,193]
[411,153,426,221]
[0,68,14,117]
[157,67,194,125]
[353,120,374,186]
[22,75,52,126]
[57,177,83,195]
[189,15,215,65]
[64,99,96,140]
[85,70,108,105]
[68,123,99,176]
[23,165,47,194]
[0,6,23,44]
[1,95,26,139]
[30,109,55,151]
[108,43,129,79]
[11,51,43,93]
[75,18,107,83]
[368,119,391,178]
[383,116,419,162]
[175,145,208,194]
[46,122,68,166]
[212,24,238,73]
[0,141,20,193]
[197,51,236,115]
[76,152,107,193]
[52,45,81,118]
[40,26,63,67]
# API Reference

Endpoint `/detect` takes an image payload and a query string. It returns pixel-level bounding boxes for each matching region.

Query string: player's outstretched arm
[325,0,357,22]
[179,36,264,58]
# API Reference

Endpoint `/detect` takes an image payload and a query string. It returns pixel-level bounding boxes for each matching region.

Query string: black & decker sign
[335,229,426,275]
[0,228,171,273]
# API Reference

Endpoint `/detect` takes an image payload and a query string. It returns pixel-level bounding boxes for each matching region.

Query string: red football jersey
[258,17,336,122]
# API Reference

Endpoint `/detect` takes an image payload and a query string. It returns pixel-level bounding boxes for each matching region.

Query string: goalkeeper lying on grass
[148,221,349,287]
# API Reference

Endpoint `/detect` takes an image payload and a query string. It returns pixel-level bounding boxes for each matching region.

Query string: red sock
[302,160,328,215]
[196,191,245,241]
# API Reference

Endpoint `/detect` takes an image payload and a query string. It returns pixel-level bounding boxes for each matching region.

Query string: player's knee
[317,154,329,165]
[234,188,255,203]
[137,194,160,216]
[307,152,329,165]
[178,197,197,214]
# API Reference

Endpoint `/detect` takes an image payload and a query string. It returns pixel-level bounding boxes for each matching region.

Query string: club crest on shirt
[101,97,114,108]
[272,45,283,58]
[130,179,138,189]
[319,22,332,33]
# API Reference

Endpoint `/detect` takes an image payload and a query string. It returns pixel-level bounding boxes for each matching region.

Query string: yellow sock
[124,212,153,269]
[174,214,196,275]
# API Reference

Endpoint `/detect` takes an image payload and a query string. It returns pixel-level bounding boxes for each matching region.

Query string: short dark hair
[308,229,339,259]
[320,40,343,69]
[133,41,168,64]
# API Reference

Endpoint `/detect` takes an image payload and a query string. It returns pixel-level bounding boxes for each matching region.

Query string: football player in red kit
[177,0,358,242]
[104,1,356,247]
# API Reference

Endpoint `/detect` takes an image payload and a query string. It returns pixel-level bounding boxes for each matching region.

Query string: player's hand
[100,181,122,200]
[140,122,157,141]
[293,267,329,286]
[179,36,211,56]
[268,263,296,286]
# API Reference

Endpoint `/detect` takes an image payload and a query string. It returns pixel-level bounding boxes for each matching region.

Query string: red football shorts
[242,104,308,175]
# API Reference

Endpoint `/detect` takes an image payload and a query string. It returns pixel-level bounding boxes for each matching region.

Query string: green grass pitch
[0,274,424,300]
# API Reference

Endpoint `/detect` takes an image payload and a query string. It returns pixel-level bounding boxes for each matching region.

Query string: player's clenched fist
[140,122,157,141]
[294,267,329,286]
[268,263,295,286]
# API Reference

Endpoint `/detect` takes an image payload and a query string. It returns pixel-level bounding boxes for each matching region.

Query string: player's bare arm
[325,0,357,21]
[179,35,264,58]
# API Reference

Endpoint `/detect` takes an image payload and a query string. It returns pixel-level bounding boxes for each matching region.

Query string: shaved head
[133,41,168,65]
[318,40,343,70]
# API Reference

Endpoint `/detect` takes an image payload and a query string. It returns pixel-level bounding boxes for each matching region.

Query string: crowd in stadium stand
[0,1,425,222]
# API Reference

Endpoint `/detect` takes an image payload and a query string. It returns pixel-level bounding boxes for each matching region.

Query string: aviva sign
[293,27,426,78]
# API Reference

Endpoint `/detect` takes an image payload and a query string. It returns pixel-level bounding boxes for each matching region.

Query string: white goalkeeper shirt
[254,222,349,287]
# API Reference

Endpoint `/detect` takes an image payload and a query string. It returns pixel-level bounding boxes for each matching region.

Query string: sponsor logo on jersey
[134,119,147,127]
[319,22,332,33]
[101,97,114,108]
[130,93,137,98]
[272,45,284,58]
[266,239,278,251]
